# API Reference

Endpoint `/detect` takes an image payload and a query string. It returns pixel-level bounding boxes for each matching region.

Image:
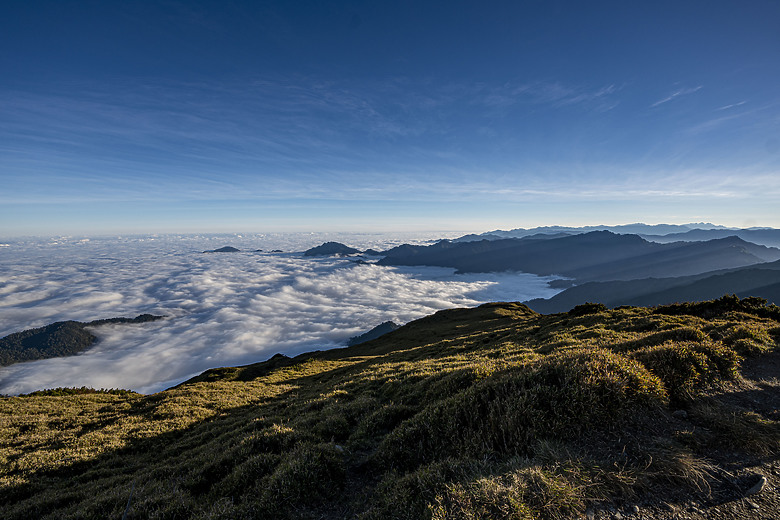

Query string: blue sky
[1,0,779,236]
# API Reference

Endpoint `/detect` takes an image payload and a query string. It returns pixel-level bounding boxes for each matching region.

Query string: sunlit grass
[1,296,778,519]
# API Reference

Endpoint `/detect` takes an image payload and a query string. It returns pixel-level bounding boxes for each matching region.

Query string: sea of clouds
[0,232,562,394]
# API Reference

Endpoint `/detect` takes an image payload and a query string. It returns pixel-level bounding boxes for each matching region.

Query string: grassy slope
[1,296,779,519]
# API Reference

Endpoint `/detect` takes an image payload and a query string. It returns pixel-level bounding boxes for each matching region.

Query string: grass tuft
[631,341,740,402]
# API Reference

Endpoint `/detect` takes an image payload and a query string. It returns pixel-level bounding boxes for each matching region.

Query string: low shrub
[654,295,780,320]
[211,452,280,499]
[430,465,585,520]
[361,461,466,520]
[568,303,608,317]
[352,403,418,441]
[377,349,666,471]
[20,387,137,397]
[721,324,775,355]
[631,341,739,402]
[260,442,346,507]
[613,326,707,353]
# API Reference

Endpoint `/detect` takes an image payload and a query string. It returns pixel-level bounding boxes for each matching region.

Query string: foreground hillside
[1,296,779,519]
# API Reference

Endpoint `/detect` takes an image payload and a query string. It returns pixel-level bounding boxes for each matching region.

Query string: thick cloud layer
[0,233,561,394]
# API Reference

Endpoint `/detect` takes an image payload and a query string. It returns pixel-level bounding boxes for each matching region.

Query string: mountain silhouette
[378,232,780,282]
[303,242,362,256]
[0,314,165,367]
[525,260,780,313]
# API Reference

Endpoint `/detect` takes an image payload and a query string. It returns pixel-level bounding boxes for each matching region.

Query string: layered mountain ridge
[376,231,780,282]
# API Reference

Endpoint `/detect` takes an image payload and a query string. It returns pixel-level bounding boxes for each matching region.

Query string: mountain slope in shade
[641,228,780,248]
[566,236,780,281]
[379,232,780,282]
[303,242,361,256]
[346,321,401,346]
[0,314,165,367]
[525,260,780,314]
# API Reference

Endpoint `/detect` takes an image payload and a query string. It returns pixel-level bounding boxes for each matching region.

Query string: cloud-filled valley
[0,233,561,394]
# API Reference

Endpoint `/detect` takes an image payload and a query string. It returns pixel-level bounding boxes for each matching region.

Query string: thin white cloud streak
[716,101,747,111]
[3,158,777,206]
[466,81,619,110]
[0,77,620,188]
[651,85,703,107]
[0,234,561,394]
[311,167,780,202]
[0,77,620,154]
[534,83,619,109]
[3,76,774,213]
[683,102,775,137]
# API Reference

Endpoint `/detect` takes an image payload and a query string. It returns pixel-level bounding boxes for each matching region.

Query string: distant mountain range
[640,228,780,248]
[203,246,271,253]
[453,222,731,242]
[203,246,241,253]
[454,223,780,248]
[376,231,780,282]
[303,224,780,312]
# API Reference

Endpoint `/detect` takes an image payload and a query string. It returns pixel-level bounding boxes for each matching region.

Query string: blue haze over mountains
[378,223,780,313]
[379,231,780,280]
[455,223,780,248]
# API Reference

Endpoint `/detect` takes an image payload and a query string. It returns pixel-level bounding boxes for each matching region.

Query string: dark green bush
[632,341,739,401]
[260,442,346,509]
[654,295,780,320]
[377,349,666,471]
[569,302,608,317]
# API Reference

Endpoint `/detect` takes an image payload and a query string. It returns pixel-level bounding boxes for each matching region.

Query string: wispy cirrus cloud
[467,81,619,111]
[716,100,747,111]
[684,101,777,138]
[3,74,776,234]
[1,76,619,156]
[0,75,623,205]
[651,85,703,107]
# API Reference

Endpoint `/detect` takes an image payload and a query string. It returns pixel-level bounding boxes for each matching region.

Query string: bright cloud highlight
[0,233,561,394]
